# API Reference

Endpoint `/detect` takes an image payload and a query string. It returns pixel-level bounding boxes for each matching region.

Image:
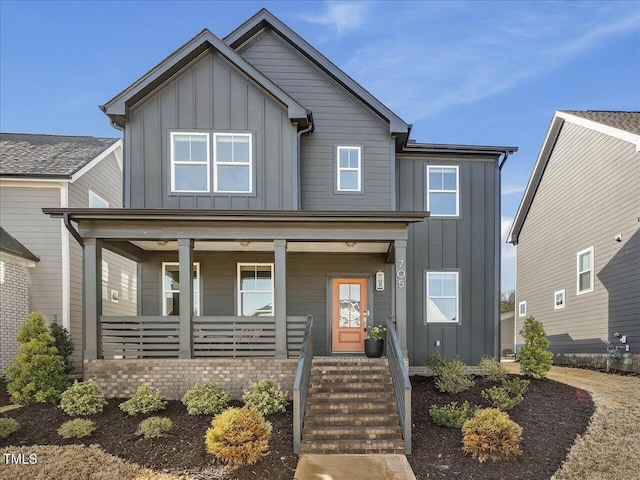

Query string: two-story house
[44,9,515,403]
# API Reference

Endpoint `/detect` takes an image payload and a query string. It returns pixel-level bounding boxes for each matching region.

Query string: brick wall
[84,358,299,400]
[0,260,31,373]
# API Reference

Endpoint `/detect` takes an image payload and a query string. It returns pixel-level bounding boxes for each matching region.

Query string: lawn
[0,373,595,480]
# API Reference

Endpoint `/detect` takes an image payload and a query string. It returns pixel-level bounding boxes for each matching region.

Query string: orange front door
[331,278,368,353]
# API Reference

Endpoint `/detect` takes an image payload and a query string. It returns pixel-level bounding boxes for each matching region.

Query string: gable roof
[224,9,410,144]
[0,133,119,178]
[0,226,39,262]
[101,28,309,129]
[508,110,640,244]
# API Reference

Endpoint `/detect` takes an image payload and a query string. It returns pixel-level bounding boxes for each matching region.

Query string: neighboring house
[500,310,516,358]
[0,227,39,371]
[0,133,137,370]
[43,10,515,392]
[508,111,640,372]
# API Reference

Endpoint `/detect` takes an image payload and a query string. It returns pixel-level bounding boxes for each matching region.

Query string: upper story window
[577,246,594,295]
[88,190,109,208]
[162,262,200,316]
[238,263,273,316]
[425,271,459,323]
[518,300,527,317]
[214,133,252,193]
[336,146,362,192]
[171,132,210,193]
[427,165,459,217]
[554,289,566,309]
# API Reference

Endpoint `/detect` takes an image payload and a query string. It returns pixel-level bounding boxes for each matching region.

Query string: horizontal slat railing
[286,316,308,358]
[193,316,276,357]
[293,315,313,454]
[386,316,411,454]
[101,316,180,359]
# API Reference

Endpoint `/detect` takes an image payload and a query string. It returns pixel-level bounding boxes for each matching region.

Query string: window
[518,301,527,317]
[336,146,361,192]
[214,133,252,193]
[554,289,565,309]
[427,165,459,216]
[238,263,273,316]
[88,190,109,208]
[425,271,459,323]
[577,247,594,294]
[171,132,210,192]
[162,262,200,316]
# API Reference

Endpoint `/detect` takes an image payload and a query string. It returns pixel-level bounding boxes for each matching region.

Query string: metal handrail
[386,316,411,454]
[293,315,313,454]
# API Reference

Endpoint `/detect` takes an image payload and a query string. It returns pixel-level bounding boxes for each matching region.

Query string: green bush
[119,384,167,416]
[49,322,74,374]
[519,317,553,379]
[242,379,287,416]
[136,416,172,439]
[477,356,507,382]
[60,381,108,416]
[462,408,522,462]
[5,313,70,405]
[502,377,530,397]
[425,353,448,373]
[205,407,271,469]
[182,381,229,416]
[0,418,19,439]
[57,419,96,439]
[429,401,479,428]
[481,378,530,411]
[434,358,475,393]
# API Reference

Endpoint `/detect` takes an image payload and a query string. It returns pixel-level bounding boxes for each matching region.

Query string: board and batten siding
[397,155,501,366]
[237,29,394,211]
[516,122,640,353]
[126,50,297,210]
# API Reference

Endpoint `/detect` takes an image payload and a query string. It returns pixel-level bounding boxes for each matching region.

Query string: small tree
[49,322,74,374]
[519,317,553,379]
[5,313,70,404]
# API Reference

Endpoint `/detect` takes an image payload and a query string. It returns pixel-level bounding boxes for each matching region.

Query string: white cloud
[296,1,371,36]
[502,184,526,196]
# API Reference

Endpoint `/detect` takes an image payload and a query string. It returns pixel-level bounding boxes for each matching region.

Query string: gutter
[498,150,513,170]
[296,111,314,210]
[63,212,84,247]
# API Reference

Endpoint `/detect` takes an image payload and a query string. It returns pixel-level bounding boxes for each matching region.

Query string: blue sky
[1,1,639,291]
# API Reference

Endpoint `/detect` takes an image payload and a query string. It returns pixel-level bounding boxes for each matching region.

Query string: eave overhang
[400,143,518,157]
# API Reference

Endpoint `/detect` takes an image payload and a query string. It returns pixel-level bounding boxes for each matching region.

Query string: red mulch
[0,375,593,480]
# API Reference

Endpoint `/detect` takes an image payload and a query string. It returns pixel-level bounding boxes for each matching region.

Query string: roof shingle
[0,227,39,262]
[560,111,640,135]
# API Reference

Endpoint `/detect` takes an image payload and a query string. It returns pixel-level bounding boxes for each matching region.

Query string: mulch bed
[0,375,593,480]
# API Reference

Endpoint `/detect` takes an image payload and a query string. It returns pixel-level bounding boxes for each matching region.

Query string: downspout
[296,111,314,210]
[498,150,513,170]
[63,213,84,247]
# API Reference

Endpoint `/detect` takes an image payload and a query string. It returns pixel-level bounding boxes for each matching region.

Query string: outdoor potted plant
[364,325,387,358]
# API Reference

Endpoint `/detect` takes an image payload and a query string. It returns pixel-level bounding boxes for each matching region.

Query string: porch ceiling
[131,240,391,253]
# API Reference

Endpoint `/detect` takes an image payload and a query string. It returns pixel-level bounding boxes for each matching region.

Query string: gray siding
[140,251,392,357]
[516,122,640,353]
[500,311,515,356]
[126,50,297,210]
[238,29,394,211]
[397,155,501,365]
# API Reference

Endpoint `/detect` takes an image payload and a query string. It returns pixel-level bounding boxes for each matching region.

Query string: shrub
[119,384,167,416]
[5,313,70,405]
[429,401,479,428]
[462,408,522,462]
[57,419,96,439]
[182,381,229,416]
[502,377,530,397]
[205,407,271,469]
[60,381,108,416]
[425,353,448,373]
[478,355,507,382]
[136,416,172,439]
[242,379,287,416]
[49,322,74,374]
[434,358,475,393]
[519,317,553,379]
[0,418,19,439]
[481,378,530,411]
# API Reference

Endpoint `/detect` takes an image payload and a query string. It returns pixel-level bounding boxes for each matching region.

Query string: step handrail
[293,314,314,454]
[386,316,411,454]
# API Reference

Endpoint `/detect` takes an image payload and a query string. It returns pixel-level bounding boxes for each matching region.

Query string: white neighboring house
[0,133,137,371]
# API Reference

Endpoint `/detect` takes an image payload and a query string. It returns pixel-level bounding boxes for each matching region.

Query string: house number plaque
[396,259,406,288]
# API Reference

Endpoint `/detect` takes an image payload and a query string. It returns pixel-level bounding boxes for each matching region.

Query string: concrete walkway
[294,454,416,480]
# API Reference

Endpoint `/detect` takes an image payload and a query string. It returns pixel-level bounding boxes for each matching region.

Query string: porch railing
[101,316,180,358]
[386,316,411,454]
[293,315,314,454]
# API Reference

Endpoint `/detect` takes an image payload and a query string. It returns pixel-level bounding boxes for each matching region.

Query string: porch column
[394,240,408,356]
[274,239,287,358]
[178,238,193,359]
[83,238,102,360]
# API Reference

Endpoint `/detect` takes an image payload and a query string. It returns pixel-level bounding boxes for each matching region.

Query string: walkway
[294,454,415,480]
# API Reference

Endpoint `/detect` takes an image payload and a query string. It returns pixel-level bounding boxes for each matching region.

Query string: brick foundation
[553,353,640,374]
[84,358,298,400]
[0,259,31,374]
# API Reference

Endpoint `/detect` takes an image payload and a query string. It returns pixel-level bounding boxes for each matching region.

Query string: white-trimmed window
[214,133,252,193]
[425,271,459,323]
[337,146,362,192]
[171,132,210,193]
[554,289,565,309]
[238,263,273,316]
[427,165,459,216]
[162,262,200,316]
[89,190,109,208]
[577,247,594,294]
[518,301,527,318]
